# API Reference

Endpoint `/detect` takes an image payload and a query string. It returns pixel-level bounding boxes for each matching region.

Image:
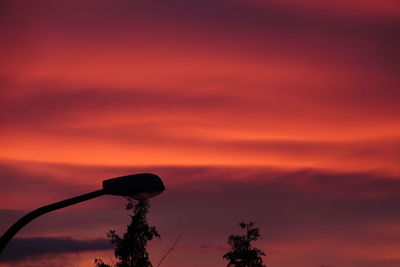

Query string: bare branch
[157,234,182,267]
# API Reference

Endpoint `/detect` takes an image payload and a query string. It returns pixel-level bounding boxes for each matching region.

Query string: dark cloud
[0,161,97,215]
[220,138,400,159]
[151,167,400,242]
[3,0,399,73]
[0,236,110,262]
[363,259,400,267]
[3,160,400,239]
[2,80,399,138]
[6,0,399,41]
[0,162,85,194]
[0,86,236,127]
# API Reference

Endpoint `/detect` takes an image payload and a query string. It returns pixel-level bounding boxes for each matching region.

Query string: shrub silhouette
[95,198,160,267]
[223,222,266,267]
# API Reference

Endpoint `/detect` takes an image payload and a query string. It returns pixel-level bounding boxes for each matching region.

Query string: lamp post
[0,173,165,255]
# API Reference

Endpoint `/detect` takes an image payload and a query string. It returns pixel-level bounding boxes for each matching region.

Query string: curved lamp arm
[0,190,105,255]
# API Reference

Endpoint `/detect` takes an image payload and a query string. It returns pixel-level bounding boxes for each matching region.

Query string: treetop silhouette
[95,198,160,267]
[223,222,266,267]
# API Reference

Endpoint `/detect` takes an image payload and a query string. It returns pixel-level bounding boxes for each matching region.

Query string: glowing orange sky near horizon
[1,0,400,266]
[2,3,399,173]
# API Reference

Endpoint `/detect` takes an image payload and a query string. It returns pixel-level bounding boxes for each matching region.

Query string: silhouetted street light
[0,173,165,255]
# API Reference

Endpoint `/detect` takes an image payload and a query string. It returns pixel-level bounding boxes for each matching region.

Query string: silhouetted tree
[95,198,160,267]
[223,222,266,267]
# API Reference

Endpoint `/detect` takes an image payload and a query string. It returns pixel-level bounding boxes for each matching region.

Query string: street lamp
[0,173,165,255]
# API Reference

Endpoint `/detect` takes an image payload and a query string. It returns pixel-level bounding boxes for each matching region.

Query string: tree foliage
[223,222,266,267]
[95,198,160,267]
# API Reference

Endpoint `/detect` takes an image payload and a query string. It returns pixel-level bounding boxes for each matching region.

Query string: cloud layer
[0,237,110,262]
[1,0,399,266]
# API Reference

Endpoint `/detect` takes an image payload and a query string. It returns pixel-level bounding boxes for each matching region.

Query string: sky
[0,0,399,266]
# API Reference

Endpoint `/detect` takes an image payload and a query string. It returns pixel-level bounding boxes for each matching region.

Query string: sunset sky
[1,0,400,266]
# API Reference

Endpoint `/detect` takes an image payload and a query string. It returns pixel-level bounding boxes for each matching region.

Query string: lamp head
[102,173,165,200]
